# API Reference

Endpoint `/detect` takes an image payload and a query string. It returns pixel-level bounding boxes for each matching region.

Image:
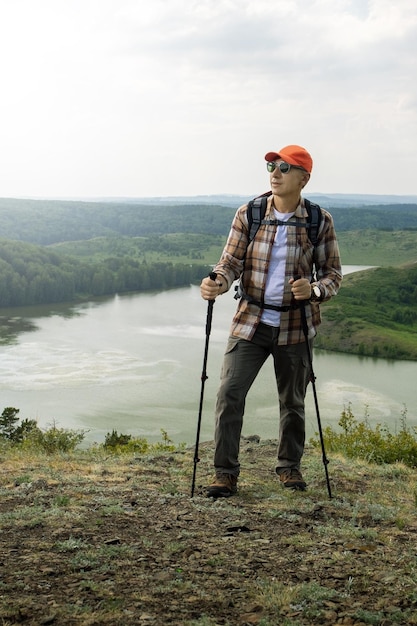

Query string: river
[0,266,415,446]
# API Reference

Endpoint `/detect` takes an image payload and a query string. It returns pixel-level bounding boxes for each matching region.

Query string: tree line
[1,197,417,245]
[0,239,209,308]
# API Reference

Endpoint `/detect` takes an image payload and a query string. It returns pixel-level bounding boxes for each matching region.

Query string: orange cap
[264,145,313,173]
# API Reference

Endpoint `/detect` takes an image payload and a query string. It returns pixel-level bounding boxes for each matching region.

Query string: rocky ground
[1,438,417,625]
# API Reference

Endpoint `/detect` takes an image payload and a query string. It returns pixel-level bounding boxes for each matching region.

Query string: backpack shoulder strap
[246,194,322,246]
[247,191,271,243]
[304,198,322,246]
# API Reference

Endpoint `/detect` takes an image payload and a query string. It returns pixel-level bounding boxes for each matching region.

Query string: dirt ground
[1,438,417,625]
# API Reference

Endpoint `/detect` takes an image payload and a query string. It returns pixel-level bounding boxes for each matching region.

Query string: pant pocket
[224,335,240,355]
[220,336,241,379]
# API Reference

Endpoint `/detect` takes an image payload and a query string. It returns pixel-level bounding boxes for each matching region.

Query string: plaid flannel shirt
[213,195,342,345]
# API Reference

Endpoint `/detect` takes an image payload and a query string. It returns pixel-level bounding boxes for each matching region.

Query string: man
[200,144,342,497]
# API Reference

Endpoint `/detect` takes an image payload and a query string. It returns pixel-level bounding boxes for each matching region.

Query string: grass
[1,438,417,624]
[337,229,417,266]
[2,411,417,623]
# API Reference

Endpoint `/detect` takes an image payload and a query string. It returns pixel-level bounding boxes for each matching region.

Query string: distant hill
[94,193,417,208]
[309,193,417,208]
[6,193,417,208]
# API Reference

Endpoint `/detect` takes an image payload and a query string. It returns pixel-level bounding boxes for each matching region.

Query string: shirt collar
[266,195,304,217]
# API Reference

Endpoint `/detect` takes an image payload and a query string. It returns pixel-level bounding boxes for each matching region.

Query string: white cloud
[0,0,416,197]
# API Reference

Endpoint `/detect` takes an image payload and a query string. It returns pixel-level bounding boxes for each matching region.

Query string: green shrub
[1,407,85,453]
[104,430,133,448]
[152,429,181,452]
[28,423,85,454]
[102,428,182,454]
[310,404,417,467]
[11,417,40,443]
[103,429,150,454]
[0,407,22,440]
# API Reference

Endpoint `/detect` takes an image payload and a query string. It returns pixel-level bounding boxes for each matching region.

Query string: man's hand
[200,275,225,300]
[289,276,311,301]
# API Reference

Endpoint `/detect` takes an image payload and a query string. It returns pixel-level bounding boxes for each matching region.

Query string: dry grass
[1,439,417,625]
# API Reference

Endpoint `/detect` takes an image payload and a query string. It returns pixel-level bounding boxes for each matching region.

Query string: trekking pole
[191,271,217,498]
[295,279,332,499]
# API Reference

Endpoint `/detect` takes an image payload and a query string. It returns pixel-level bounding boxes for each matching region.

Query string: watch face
[313,285,321,298]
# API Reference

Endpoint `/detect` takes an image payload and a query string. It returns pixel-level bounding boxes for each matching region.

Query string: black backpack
[234,192,323,303]
[247,191,322,248]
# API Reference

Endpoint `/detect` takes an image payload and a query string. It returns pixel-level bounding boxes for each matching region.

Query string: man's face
[268,160,310,197]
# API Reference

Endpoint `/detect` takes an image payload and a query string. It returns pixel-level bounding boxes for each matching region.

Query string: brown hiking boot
[206,473,238,498]
[278,468,306,491]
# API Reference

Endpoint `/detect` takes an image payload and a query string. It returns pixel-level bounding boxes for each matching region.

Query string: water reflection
[0,316,37,345]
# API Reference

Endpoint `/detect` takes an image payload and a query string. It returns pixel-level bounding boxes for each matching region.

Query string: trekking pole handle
[209,271,222,287]
[208,271,223,298]
[293,275,310,302]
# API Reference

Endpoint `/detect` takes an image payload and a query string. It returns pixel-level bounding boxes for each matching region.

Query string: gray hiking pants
[214,322,312,476]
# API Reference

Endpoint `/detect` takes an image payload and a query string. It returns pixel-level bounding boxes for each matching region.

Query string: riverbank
[316,264,417,361]
[1,439,417,625]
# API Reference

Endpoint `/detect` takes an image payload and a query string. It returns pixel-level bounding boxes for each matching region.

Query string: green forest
[0,196,417,359]
[0,238,206,307]
[1,196,417,244]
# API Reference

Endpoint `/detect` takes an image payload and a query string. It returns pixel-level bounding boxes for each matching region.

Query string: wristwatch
[310,283,322,301]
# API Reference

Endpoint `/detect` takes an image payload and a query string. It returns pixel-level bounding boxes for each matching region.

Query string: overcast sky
[1,0,416,199]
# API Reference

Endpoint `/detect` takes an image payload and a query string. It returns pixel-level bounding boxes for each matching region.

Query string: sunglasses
[266,161,306,174]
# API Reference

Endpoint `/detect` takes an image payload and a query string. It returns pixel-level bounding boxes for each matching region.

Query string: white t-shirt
[260,209,295,327]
